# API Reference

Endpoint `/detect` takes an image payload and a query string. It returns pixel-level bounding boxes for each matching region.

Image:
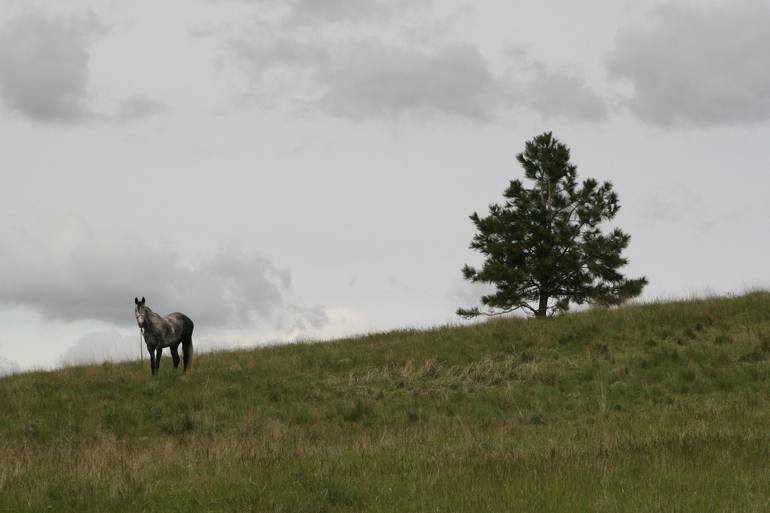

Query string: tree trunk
[535,292,549,318]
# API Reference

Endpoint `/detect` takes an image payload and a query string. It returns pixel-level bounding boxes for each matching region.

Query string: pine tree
[458,132,647,318]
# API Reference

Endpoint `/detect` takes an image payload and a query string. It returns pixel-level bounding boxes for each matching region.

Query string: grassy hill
[2,293,770,512]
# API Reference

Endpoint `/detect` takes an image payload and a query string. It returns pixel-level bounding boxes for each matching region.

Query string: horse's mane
[142,306,164,328]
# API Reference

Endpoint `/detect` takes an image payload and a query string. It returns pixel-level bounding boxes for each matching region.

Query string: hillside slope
[2,293,770,512]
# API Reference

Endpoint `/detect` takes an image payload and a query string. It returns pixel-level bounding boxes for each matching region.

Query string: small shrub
[342,399,368,422]
[591,342,610,359]
[528,414,544,425]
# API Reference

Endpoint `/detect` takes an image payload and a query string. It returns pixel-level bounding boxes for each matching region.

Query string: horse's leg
[171,344,181,369]
[155,347,163,375]
[147,345,155,375]
[182,336,193,373]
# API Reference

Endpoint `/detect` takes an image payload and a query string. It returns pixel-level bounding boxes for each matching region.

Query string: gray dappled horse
[134,297,194,376]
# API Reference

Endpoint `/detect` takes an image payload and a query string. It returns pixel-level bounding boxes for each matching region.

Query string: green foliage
[459,132,647,318]
[2,293,770,512]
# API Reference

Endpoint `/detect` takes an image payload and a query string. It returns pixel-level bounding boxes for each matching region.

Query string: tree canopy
[458,132,647,318]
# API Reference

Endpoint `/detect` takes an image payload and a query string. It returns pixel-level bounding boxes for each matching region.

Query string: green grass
[2,293,770,512]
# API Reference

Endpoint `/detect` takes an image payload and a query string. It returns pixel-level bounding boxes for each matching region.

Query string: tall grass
[1,293,770,512]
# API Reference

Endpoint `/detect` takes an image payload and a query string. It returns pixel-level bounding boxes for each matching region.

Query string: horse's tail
[182,315,194,372]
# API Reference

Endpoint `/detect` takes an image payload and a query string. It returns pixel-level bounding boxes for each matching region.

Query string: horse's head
[134,297,147,328]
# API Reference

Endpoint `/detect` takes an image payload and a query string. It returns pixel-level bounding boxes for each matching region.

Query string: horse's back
[166,312,194,339]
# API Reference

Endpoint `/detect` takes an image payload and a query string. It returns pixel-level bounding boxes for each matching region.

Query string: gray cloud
[227,29,330,85]
[0,10,103,122]
[287,0,430,25]
[0,356,20,377]
[223,0,430,25]
[523,67,608,122]
[0,11,167,124]
[218,0,606,122]
[317,40,496,121]
[114,95,169,123]
[0,218,326,328]
[228,30,605,122]
[607,0,770,127]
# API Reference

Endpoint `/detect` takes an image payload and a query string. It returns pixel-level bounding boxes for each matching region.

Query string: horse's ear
[134,297,139,305]
[141,297,145,305]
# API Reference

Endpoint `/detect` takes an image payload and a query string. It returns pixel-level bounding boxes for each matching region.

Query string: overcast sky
[2,0,769,372]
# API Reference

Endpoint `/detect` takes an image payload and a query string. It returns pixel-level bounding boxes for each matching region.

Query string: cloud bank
[0,218,326,329]
[222,0,431,25]
[282,0,431,25]
[607,0,770,127]
[223,3,606,122]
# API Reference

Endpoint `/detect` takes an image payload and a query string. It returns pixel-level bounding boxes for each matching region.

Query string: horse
[134,297,194,376]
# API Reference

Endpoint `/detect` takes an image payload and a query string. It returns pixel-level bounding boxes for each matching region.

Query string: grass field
[2,293,770,512]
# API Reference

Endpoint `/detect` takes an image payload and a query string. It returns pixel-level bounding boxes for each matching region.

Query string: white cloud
[59,329,138,366]
[607,0,770,127]
[0,217,327,329]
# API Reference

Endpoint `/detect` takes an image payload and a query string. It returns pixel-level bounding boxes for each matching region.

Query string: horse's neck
[144,309,165,336]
